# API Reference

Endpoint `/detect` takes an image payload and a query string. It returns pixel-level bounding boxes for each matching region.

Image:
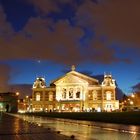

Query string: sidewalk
[0,113,71,140]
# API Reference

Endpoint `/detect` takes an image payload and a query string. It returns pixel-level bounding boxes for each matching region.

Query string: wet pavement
[11,113,140,140]
[0,113,70,140]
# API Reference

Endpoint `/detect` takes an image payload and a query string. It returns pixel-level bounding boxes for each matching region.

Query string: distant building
[32,66,119,112]
[18,96,32,113]
[132,92,140,109]
[121,92,140,111]
[0,92,18,112]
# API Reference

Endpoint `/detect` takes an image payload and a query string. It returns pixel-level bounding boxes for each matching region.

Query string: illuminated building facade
[32,66,119,112]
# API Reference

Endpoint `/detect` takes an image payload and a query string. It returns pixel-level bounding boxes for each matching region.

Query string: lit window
[36,93,40,101]
[62,88,67,99]
[106,91,111,100]
[92,90,97,100]
[49,94,53,101]
[69,88,73,98]
[76,88,80,98]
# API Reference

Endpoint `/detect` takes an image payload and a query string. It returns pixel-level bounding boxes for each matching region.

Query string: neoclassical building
[32,66,119,112]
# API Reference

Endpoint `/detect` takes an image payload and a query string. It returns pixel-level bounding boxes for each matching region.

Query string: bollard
[70,135,75,139]
[48,128,51,130]
[57,131,61,134]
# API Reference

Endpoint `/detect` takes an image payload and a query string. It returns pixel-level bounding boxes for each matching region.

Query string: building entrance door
[48,105,53,112]
[61,103,80,112]
[105,104,113,112]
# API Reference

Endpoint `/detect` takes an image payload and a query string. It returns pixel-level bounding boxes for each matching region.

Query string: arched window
[49,92,53,101]
[62,88,67,99]
[76,87,81,98]
[69,88,74,98]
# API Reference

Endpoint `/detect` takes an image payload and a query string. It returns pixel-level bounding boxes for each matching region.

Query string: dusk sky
[0,0,140,95]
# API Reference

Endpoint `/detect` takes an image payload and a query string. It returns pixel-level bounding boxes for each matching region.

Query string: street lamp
[131,94,135,98]
[16,92,20,113]
[25,95,30,112]
[130,101,133,105]
[16,92,19,96]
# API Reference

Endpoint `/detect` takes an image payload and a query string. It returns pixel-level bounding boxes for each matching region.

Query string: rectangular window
[92,90,97,100]
[106,92,111,100]
[49,94,53,101]
[36,93,40,101]
[62,88,67,99]
[69,88,73,98]
[76,88,80,98]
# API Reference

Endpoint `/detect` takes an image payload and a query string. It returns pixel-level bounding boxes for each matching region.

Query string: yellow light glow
[131,94,135,98]
[16,92,19,96]
[130,101,133,105]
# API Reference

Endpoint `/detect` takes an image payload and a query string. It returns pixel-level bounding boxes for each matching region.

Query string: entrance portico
[58,100,83,112]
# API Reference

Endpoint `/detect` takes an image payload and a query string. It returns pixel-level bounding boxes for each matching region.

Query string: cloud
[75,0,97,28]
[0,5,14,50]
[27,0,79,14]
[92,0,140,49]
[74,0,140,62]
[0,1,135,65]
[23,0,140,50]
[81,39,120,64]
[0,14,84,64]
[0,5,13,36]
[1,4,83,63]
[16,18,84,64]
[74,0,130,63]
[27,0,59,14]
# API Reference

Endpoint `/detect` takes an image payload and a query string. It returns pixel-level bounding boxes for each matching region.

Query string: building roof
[51,69,99,85]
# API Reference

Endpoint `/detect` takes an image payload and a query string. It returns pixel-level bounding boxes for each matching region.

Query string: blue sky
[6,60,139,94]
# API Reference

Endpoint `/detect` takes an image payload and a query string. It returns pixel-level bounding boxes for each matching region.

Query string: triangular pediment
[69,71,98,83]
[54,74,88,85]
[51,69,99,86]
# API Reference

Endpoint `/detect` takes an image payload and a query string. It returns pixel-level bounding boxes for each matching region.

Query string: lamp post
[16,92,20,112]
[25,95,31,112]
[131,93,135,110]
[126,93,135,111]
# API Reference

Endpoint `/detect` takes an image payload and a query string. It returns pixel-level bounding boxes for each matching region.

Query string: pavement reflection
[11,114,140,140]
[0,113,71,140]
